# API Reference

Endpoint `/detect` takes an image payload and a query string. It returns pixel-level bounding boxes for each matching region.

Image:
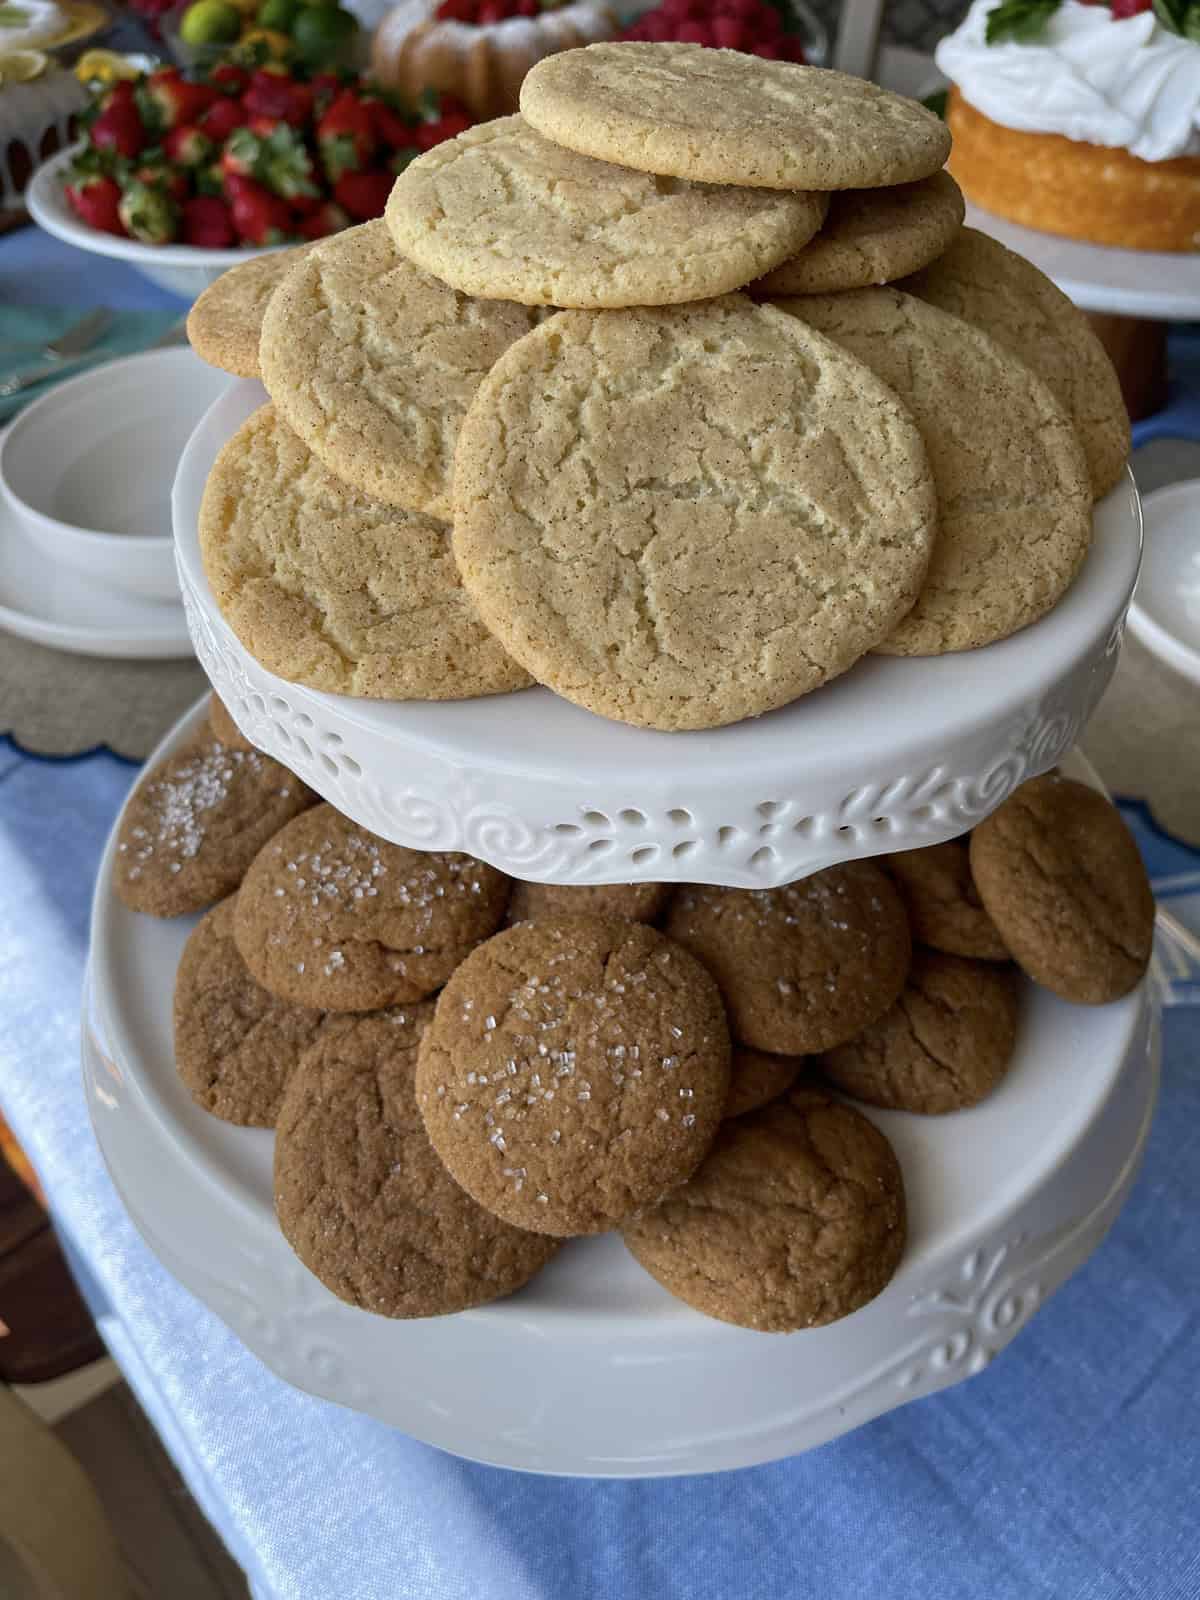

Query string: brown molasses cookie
[114,733,316,918]
[234,804,511,1011]
[622,1086,906,1331]
[415,916,731,1236]
[885,840,1008,960]
[969,776,1154,1004]
[665,863,911,1054]
[506,880,672,926]
[275,1005,559,1317]
[207,693,255,753]
[818,948,1020,1114]
[724,1046,804,1119]
[173,897,326,1127]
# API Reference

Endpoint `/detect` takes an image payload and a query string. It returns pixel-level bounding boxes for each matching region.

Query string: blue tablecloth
[3,231,1200,1600]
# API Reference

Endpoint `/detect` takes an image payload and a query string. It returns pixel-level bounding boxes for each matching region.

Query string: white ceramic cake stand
[173,380,1142,888]
[963,203,1200,322]
[84,699,1159,1476]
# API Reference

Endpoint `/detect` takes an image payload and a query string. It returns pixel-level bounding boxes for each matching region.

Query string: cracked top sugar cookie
[187,243,319,380]
[776,287,1092,655]
[900,228,1130,502]
[450,297,936,731]
[384,115,828,309]
[199,405,532,701]
[755,171,964,297]
[520,44,951,189]
[259,220,539,519]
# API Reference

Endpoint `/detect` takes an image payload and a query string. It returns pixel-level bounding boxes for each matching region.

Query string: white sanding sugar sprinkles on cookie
[450,295,937,731]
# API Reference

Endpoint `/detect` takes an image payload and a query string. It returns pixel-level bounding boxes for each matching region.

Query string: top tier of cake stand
[174,379,1142,889]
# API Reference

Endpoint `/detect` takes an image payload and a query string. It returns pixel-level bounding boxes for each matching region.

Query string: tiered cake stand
[83,383,1159,1476]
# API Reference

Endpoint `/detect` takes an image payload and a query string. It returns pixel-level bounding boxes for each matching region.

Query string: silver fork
[0,314,189,399]
[0,307,114,364]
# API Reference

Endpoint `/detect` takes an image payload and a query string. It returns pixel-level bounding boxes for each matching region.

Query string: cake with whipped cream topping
[936,0,1200,251]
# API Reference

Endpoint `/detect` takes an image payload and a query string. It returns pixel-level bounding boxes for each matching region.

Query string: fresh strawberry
[64,172,125,236]
[477,0,515,19]
[434,0,479,18]
[228,176,294,244]
[196,159,226,197]
[309,71,346,111]
[199,96,248,142]
[133,161,190,202]
[1109,0,1151,13]
[137,68,216,135]
[711,15,748,46]
[164,123,213,167]
[298,199,350,239]
[333,168,393,220]
[317,90,376,180]
[209,63,250,96]
[117,179,180,245]
[414,104,473,150]
[258,123,321,203]
[89,96,146,160]
[182,193,236,247]
[220,127,267,180]
[367,98,414,148]
[243,69,313,127]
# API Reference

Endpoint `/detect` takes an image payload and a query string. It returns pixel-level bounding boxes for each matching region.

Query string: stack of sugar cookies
[116,696,1153,1332]
[187,42,1130,733]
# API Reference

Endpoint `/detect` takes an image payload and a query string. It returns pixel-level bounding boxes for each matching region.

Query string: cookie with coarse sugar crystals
[520,44,950,189]
[199,404,532,702]
[275,1005,559,1318]
[259,220,539,519]
[776,287,1092,654]
[755,171,964,297]
[818,949,1020,1115]
[900,227,1130,501]
[622,1087,906,1332]
[451,295,936,731]
[173,897,327,1127]
[187,243,319,379]
[233,803,511,1011]
[415,916,731,1236]
[113,730,316,918]
[385,114,828,308]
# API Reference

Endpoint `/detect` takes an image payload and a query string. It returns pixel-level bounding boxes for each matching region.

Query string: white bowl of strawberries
[26,60,472,301]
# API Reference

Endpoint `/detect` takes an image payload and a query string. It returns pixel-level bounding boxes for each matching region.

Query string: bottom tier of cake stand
[83,700,1161,1476]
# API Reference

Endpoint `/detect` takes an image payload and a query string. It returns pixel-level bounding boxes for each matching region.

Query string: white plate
[84,699,1160,1475]
[0,490,191,659]
[1127,480,1200,687]
[26,145,286,302]
[964,203,1200,320]
[175,379,1143,888]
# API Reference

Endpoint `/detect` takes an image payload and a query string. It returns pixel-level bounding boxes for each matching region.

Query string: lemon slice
[0,46,47,81]
[74,46,140,82]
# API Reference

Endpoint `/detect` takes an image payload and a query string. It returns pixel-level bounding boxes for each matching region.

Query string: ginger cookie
[776,288,1092,654]
[173,897,326,1127]
[506,880,672,926]
[900,229,1129,501]
[186,243,317,379]
[623,1087,906,1331]
[385,115,827,309]
[207,692,255,754]
[666,863,910,1054]
[233,804,511,1011]
[818,949,1020,1115]
[755,171,964,297]
[415,916,731,1236]
[885,840,1008,961]
[200,405,531,701]
[521,44,950,190]
[969,776,1154,1004]
[452,297,936,731]
[259,220,539,519]
[275,1005,559,1317]
[114,732,315,918]
[725,1046,803,1119]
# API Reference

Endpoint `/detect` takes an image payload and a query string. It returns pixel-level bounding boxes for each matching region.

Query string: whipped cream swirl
[936,0,1200,163]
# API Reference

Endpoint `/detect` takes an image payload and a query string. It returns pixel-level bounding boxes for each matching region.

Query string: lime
[0,46,47,82]
[256,0,298,29]
[179,0,242,44]
[290,1,356,61]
